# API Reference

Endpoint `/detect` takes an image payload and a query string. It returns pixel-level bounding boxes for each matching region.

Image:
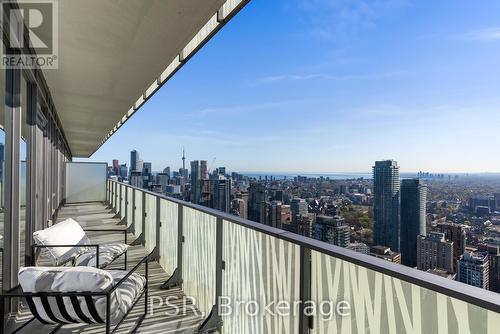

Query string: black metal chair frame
[31,228,129,270]
[0,253,150,334]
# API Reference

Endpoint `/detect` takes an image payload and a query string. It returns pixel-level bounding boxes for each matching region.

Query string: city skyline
[83,1,500,172]
[92,150,500,176]
[109,152,500,294]
[95,149,500,178]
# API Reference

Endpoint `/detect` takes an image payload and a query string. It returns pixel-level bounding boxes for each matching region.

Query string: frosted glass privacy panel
[106,180,111,202]
[134,189,143,238]
[144,193,157,252]
[126,187,133,228]
[159,199,178,276]
[65,162,107,203]
[110,182,115,208]
[120,184,126,220]
[182,206,217,316]
[222,221,301,334]
[311,250,500,334]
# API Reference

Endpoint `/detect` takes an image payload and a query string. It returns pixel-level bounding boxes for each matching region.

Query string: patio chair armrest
[110,251,152,293]
[31,244,101,268]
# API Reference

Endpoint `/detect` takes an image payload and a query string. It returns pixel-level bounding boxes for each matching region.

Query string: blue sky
[86,0,500,173]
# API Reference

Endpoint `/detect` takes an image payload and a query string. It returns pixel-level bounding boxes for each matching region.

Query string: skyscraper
[112,159,120,176]
[158,173,170,194]
[212,175,232,213]
[232,198,247,220]
[248,182,266,223]
[190,160,207,204]
[130,171,142,188]
[136,159,144,176]
[291,198,308,222]
[130,150,139,174]
[216,167,226,176]
[293,214,315,238]
[180,168,189,182]
[200,160,208,179]
[495,193,500,211]
[142,162,152,175]
[314,215,350,248]
[119,164,128,180]
[141,162,152,189]
[437,222,467,271]
[457,251,489,290]
[478,244,500,293]
[262,201,283,228]
[280,204,292,228]
[190,160,201,204]
[400,179,427,267]
[469,196,495,215]
[416,232,454,273]
[373,160,401,252]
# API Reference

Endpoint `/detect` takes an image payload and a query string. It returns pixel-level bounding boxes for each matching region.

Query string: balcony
[1,0,500,333]
[9,201,204,333]
[104,179,500,333]
[2,167,500,333]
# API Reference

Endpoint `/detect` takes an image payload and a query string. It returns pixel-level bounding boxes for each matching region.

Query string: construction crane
[208,157,217,174]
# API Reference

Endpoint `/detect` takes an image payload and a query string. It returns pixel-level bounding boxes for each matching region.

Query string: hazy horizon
[78,155,500,176]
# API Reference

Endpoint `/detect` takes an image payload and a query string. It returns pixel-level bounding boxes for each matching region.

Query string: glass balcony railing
[107,179,500,334]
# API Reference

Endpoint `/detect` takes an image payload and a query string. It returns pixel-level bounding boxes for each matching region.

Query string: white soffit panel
[41,0,249,157]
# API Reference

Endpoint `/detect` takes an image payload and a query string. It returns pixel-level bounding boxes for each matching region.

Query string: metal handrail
[108,179,500,314]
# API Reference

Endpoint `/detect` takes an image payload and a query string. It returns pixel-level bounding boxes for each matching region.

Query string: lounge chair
[32,218,129,269]
[1,253,149,334]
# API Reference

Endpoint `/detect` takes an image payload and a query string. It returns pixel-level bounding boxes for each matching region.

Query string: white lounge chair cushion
[18,266,146,325]
[108,270,147,314]
[76,243,129,268]
[33,218,90,265]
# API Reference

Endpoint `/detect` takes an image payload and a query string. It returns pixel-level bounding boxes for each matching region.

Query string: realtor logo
[1,0,58,69]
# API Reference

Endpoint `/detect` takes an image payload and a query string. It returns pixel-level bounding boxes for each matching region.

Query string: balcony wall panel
[222,220,300,334]
[106,180,110,203]
[182,206,217,316]
[159,199,178,276]
[126,186,133,228]
[133,189,143,238]
[144,193,156,253]
[311,251,500,334]
[105,181,500,334]
[65,162,107,203]
[119,184,126,221]
[115,183,121,217]
[109,180,113,208]
[110,182,115,209]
